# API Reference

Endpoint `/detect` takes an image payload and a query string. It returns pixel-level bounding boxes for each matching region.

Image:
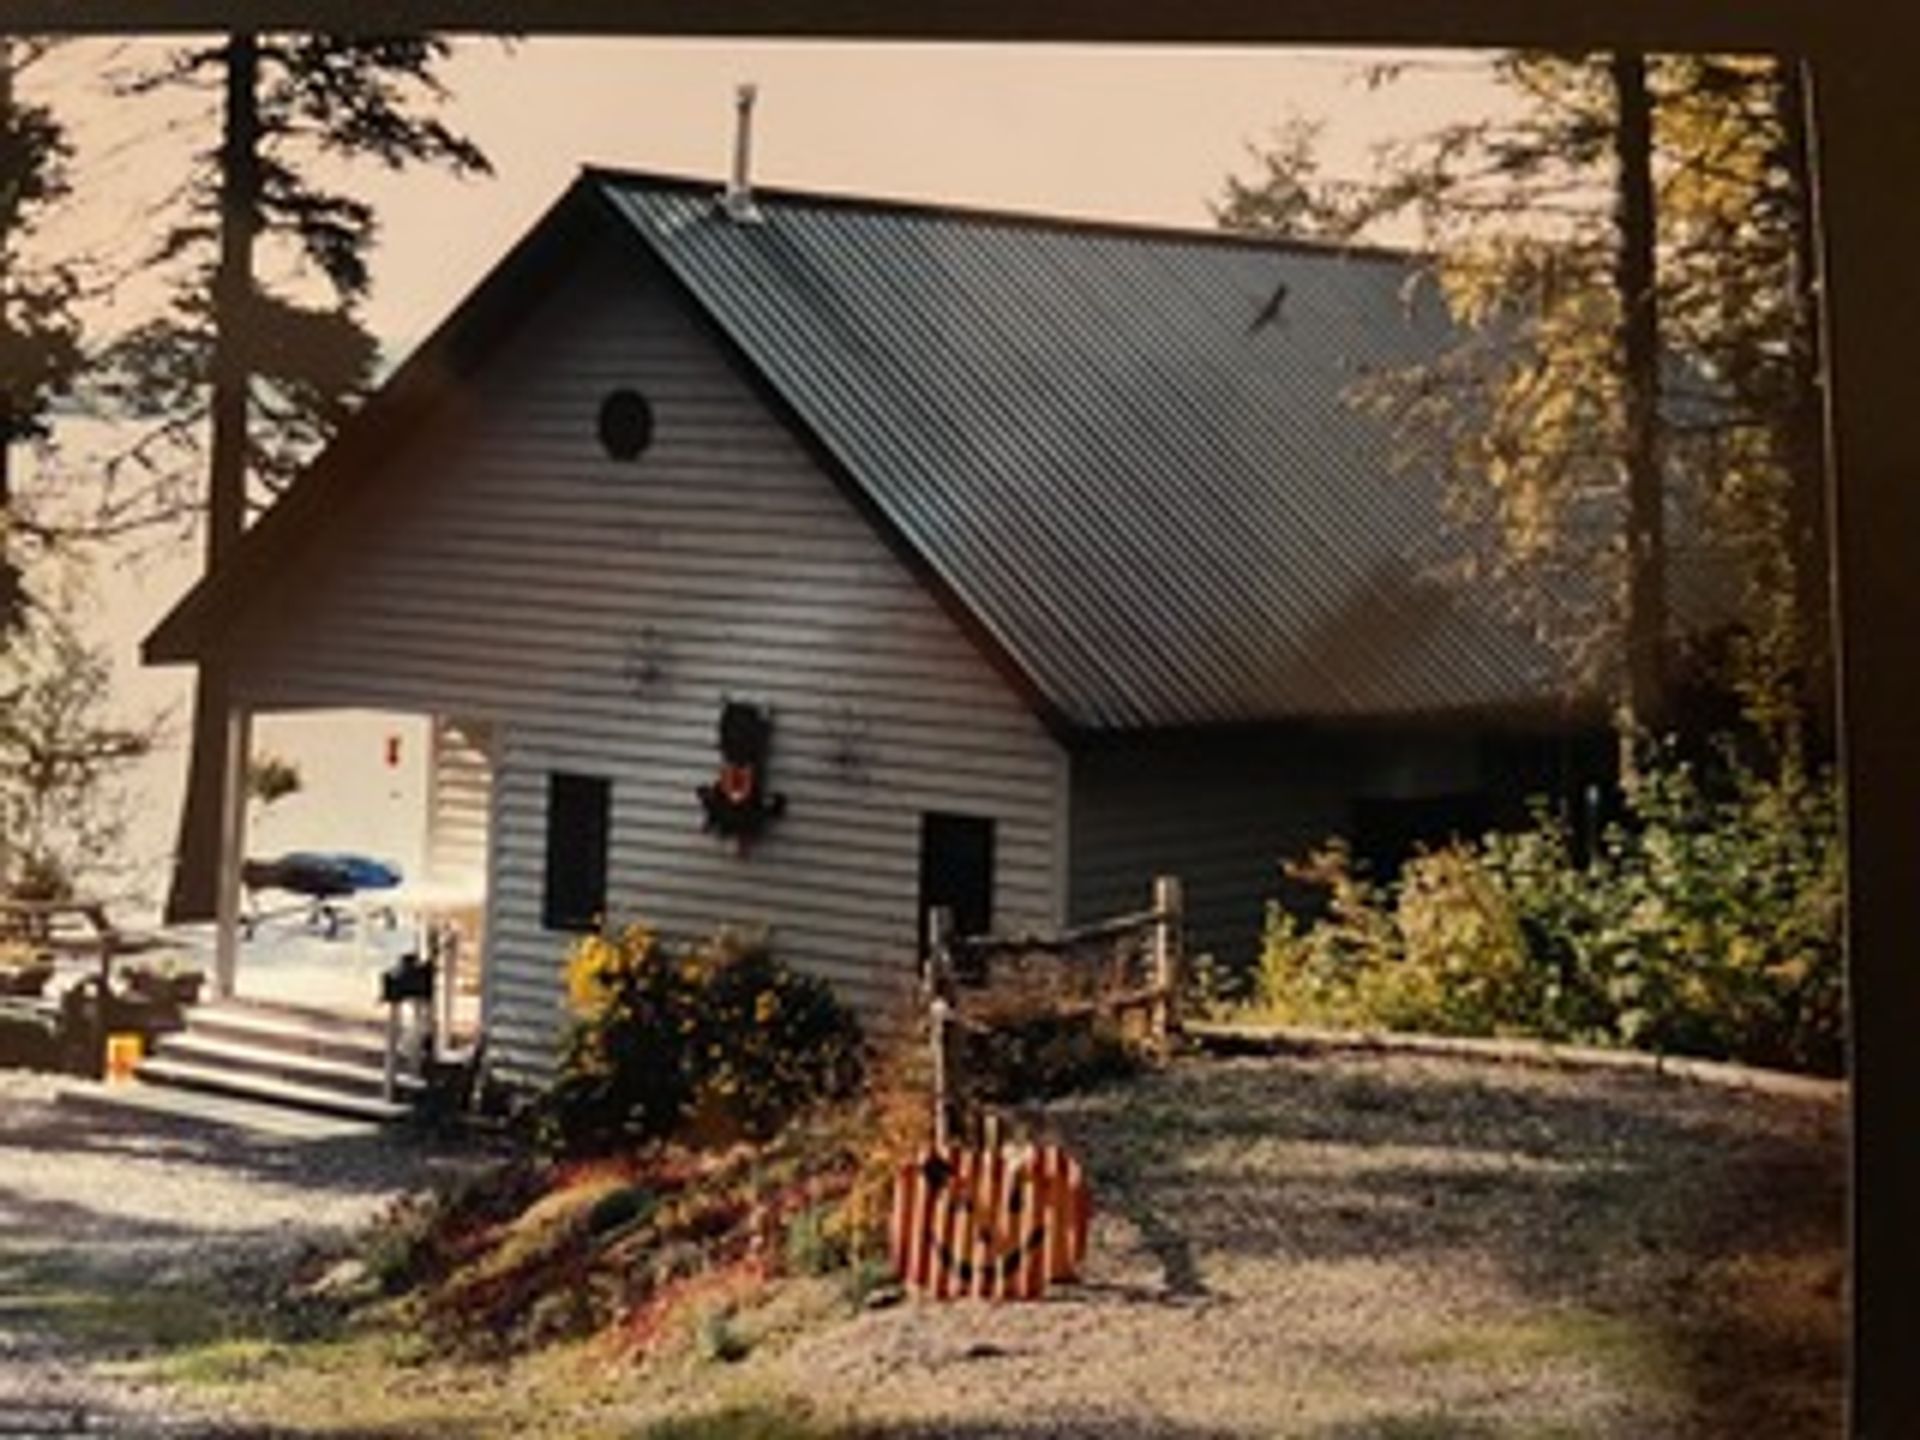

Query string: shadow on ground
[635,1402,1249,1440]
[1042,1051,1844,1440]
[3,1087,486,1198]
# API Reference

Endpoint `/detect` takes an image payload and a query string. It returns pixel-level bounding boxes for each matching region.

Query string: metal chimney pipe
[723,83,761,222]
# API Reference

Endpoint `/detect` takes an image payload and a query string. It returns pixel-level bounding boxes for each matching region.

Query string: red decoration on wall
[697,701,785,848]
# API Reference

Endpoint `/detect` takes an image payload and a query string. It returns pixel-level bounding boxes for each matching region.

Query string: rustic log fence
[923,875,1183,1147]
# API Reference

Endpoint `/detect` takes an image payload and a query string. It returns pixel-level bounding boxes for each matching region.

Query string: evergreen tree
[100,34,489,921]
[0,38,84,634]
[0,584,160,905]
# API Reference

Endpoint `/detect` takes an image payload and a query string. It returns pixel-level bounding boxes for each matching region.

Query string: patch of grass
[1315,1417,1504,1440]
[694,1307,752,1365]
[1311,1413,1592,1440]
[150,1321,657,1439]
[152,1336,285,1387]
[1405,1309,1681,1394]
[631,1402,844,1440]
[20,1278,234,1353]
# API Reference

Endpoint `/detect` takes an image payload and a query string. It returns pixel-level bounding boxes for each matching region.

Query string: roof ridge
[578,162,1428,267]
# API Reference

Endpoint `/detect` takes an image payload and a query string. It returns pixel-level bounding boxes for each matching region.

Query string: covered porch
[204,705,494,1052]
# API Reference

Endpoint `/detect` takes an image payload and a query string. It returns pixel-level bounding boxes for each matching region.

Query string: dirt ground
[745,1049,1846,1439]
[0,1071,472,1438]
[0,1050,1845,1439]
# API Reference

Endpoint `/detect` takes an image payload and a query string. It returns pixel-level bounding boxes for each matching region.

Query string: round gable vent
[597,388,654,461]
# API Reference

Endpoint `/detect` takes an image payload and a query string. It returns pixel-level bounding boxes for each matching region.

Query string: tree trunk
[1779,55,1835,759]
[1612,51,1664,774]
[0,40,18,635]
[166,32,259,924]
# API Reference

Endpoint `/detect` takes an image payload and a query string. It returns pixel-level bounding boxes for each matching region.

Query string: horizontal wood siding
[227,230,1066,1079]
[1069,728,1592,977]
[1068,733,1358,973]
[427,717,492,888]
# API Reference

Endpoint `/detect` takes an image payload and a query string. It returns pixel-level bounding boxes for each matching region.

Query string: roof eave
[141,174,616,666]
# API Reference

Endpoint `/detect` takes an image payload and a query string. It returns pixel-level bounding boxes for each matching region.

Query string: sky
[18,36,1502,918]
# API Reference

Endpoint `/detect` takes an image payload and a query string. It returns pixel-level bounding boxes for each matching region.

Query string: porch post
[212,702,252,1000]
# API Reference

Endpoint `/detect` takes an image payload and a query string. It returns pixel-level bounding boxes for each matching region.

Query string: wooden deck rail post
[87,903,117,1079]
[212,704,252,1001]
[927,905,955,1150]
[1151,875,1183,1057]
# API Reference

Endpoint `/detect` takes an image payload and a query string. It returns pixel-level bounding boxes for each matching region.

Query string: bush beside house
[352,923,910,1358]
[537,923,867,1157]
[1254,748,1844,1075]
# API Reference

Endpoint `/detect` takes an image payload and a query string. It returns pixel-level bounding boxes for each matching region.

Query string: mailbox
[380,953,436,1005]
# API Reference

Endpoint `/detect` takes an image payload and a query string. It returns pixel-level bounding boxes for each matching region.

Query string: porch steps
[59,1075,387,1141]
[136,997,414,1125]
[180,998,393,1068]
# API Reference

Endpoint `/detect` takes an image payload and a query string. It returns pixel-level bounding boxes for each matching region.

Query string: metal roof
[149,168,1593,732]
[594,171,1566,732]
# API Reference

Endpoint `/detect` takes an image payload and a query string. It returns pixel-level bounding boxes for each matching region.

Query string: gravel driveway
[765,1049,1846,1439]
[0,1072,465,1439]
[0,1050,1846,1440]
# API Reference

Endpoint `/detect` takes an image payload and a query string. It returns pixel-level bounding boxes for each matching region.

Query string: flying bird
[1250,278,1289,333]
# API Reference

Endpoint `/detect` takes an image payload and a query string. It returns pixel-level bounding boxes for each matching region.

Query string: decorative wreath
[697,700,786,846]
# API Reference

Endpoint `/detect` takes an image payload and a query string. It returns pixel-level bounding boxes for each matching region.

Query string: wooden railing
[923,875,1183,1147]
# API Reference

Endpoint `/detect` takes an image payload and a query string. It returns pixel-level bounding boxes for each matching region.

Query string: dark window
[597,389,654,461]
[1352,791,1493,879]
[542,772,610,932]
[918,812,995,960]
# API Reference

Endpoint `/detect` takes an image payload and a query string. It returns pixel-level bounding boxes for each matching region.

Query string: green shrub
[538,922,865,1157]
[781,1202,849,1277]
[586,1182,656,1238]
[635,1404,836,1440]
[1256,748,1844,1075]
[694,1304,751,1364]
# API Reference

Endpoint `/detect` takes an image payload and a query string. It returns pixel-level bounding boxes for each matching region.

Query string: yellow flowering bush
[539,920,864,1157]
[565,923,658,1016]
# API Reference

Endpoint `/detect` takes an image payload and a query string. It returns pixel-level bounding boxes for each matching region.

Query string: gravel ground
[0,1051,1846,1440]
[762,1050,1847,1439]
[0,1071,469,1439]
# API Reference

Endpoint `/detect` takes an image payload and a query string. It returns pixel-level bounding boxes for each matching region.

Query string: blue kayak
[241,852,402,900]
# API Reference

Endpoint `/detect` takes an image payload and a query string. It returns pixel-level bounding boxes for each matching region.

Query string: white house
[146,166,1612,1081]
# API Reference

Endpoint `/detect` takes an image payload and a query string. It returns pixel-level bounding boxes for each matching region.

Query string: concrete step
[149,1030,412,1100]
[183,1000,391,1067]
[57,1075,388,1141]
[135,1055,410,1125]
[208,994,389,1035]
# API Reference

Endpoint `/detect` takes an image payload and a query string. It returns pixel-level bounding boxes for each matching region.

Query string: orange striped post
[889,1143,1090,1300]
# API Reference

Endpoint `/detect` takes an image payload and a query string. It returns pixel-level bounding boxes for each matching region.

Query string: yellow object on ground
[105,1032,144,1082]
